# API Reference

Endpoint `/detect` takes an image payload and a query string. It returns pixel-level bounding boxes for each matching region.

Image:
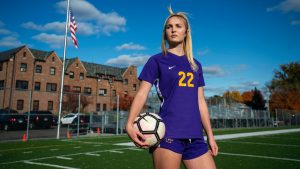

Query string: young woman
[126,7,218,169]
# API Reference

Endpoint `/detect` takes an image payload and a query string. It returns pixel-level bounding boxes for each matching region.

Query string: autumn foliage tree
[223,90,243,103]
[267,62,300,111]
[241,91,254,107]
[62,93,92,113]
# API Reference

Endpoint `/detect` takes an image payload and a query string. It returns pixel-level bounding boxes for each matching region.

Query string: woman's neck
[168,43,185,56]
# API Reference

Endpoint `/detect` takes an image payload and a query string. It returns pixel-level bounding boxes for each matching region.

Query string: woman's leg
[152,147,182,169]
[183,151,217,169]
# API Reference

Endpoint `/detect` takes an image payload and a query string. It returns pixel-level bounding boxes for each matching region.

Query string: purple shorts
[150,138,209,160]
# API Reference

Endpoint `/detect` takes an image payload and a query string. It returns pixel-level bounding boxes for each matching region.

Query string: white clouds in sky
[116,42,146,51]
[106,54,150,67]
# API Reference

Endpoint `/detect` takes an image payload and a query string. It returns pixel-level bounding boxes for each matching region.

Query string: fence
[0,88,299,141]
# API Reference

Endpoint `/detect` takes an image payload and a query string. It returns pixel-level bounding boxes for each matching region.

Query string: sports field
[1,127,300,169]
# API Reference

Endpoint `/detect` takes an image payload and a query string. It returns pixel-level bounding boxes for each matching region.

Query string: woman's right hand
[126,123,149,148]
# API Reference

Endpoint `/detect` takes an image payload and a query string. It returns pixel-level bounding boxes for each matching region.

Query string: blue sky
[0,0,299,97]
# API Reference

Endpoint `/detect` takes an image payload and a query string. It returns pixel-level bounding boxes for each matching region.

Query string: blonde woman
[126,7,218,169]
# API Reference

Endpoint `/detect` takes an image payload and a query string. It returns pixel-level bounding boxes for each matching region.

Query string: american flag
[69,7,78,48]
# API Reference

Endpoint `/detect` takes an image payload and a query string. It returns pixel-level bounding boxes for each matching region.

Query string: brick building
[0,46,140,114]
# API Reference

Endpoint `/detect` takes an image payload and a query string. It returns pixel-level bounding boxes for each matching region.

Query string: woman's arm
[126,81,152,147]
[198,87,218,156]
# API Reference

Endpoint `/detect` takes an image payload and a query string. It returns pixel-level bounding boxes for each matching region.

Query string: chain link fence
[0,88,299,141]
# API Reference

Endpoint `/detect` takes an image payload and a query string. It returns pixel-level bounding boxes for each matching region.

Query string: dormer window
[52,57,55,62]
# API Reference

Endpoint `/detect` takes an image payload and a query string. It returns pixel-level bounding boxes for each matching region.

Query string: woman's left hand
[208,137,218,157]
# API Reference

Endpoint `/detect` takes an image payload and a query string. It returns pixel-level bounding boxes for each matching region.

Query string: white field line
[85,153,100,156]
[211,128,300,140]
[109,150,123,154]
[51,149,59,151]
[0,147,134,165]
[0,144,77,153]
[23,151,32,154]
[218,141,300,148]
[93,145,102,147]
[219,152,300,162]
[257,136,300,141]
[114,128,300,147]
[65,140,104,145]
[56,156,73,160]
[129,148,143,151]
[24,161,79,169]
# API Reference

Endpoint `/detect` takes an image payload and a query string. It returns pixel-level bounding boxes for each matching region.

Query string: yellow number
[178,71,186,87]
[178,71,194,87]
[187,72,194,87]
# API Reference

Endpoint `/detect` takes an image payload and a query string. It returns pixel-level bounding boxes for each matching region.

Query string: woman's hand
[208,136,218,157]
[126,123,149,148]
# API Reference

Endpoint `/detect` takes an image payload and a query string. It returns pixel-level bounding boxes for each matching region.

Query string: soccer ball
[133,112,165,147]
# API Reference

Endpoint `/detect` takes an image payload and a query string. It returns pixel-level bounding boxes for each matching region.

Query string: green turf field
[0,127,300,169]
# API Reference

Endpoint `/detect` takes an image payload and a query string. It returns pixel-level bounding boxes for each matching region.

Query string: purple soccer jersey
[139,52,205,138]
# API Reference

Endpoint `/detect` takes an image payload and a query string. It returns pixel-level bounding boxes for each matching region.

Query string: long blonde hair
[161,6,198,72]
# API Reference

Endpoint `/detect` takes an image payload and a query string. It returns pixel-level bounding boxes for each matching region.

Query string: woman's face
[165,16,187,45]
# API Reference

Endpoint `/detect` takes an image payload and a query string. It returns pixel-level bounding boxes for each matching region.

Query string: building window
[133,84,137,91]
[112,90,116,97]
[0,80,4,90]
[108,77,113,83]
[99,89,107,96]
[0,62,3,71]
[73,86,81,93]
[130,71,132,75]
[80,73,84,80]
[52,57,55,62]
[124,91,128,96]
[103,104,107,111]
[84,87,92,95]
[35,65,42,73]
[34,82,41,91]
[48,101,53,111]
[33,100,39,111]
[17,100,24,110]
[16,80,28,90]
[69,71,74,79]
[63,85,70,92]
[23,52,26,57]
[124,79,128,85]
[46,83,57,92]
[96,103,100,111]
[50,67,56,75]
[20,63,27,72]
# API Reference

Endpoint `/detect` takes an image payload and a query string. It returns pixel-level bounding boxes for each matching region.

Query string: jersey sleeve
[138,56,159,85]
[196,60,205,87]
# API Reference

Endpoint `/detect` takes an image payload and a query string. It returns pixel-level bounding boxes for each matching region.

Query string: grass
[0,127,299,169]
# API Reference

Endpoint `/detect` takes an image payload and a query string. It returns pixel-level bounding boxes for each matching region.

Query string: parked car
[23,111,53,129]
[0,109,26,131]
[61,113,77,125]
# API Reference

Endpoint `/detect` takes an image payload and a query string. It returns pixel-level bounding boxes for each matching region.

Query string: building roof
[0,45,53,62]
[0,45,25,61]
[82,61,127,81]
[0,46,129,81]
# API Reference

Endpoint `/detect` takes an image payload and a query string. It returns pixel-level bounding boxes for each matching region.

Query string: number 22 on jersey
[178,71,194,87]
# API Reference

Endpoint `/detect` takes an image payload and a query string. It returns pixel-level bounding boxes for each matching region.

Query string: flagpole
[57,0,70,139]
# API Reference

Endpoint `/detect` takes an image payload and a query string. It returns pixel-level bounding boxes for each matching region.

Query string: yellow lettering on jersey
[178,71,194,87]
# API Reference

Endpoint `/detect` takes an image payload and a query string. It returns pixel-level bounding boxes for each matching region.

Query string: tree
[268,62,300,111]
[223,90,243,103]
[112,93,134,111]
[242,91,254,107]
[251,87,266,110]
[62,93,92,113]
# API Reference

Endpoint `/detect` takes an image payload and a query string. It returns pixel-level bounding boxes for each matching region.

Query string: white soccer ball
[133,112,165,147]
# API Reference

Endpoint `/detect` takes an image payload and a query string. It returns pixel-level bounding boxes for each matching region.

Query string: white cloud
[197,48,209,56]
[116,42,146,51]
[267,0,300,13]
[291,20,300,25]
[22,21,101,36]
[0,36,22,47]
[55,0,126,35]
[106,54,150,67]
[203,65,227,77]
[228,81,260,91]
[32,33,72,48]
[0,28,11,35]
[0,21,4,27]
